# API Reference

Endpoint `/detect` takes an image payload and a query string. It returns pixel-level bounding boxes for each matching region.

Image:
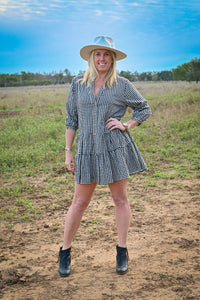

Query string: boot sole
[116,268,128,275]
[59,272,71,277]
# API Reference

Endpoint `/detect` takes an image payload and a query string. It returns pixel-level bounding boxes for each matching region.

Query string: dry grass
[0,81,200,111]
[0,84,71,111]
[134,80,200,96]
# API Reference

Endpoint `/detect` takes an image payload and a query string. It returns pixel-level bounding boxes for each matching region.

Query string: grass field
[0,81,200,299]
[0,81,199,179]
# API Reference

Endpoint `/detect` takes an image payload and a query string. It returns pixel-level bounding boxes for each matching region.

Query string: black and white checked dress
[66,75,152,185]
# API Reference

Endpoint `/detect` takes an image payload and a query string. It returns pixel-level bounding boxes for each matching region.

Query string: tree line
[0,68,73,88]
[0,58,199,88]
[118,58,200,83]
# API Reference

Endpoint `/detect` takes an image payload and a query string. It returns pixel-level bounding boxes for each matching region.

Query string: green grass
[127,87,200,179]
[0,113,66,171]
[0,83,199,179]
[0,82,199,223]
[1,83,199,178]
[0,197,42,222]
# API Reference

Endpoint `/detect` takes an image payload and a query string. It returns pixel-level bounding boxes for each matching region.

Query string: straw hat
[80,36,127,61]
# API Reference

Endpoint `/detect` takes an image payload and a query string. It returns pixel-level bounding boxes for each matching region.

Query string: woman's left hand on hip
[106,118,125,131]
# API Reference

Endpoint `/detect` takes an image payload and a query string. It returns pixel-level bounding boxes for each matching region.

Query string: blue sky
[0,0,199,75]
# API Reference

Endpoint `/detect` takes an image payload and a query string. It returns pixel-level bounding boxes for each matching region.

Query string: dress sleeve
[65,77,78,131]
[122,78,152,124]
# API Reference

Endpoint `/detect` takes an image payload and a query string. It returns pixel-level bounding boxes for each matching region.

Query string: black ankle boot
[58,246,71,277]
[116,245,129,275]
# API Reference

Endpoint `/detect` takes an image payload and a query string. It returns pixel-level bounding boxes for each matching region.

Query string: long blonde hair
[79,50,117,88]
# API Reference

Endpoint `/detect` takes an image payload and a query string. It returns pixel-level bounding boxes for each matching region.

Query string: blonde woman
[59,36,152,277]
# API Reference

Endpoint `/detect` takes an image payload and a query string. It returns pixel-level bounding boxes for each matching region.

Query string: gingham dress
[66,75,152,185]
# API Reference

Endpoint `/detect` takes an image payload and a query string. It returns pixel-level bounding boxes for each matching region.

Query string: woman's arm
[120,78,152,124]
[65,128,76,172]
[106,118,139,131]
[126,119,140,129]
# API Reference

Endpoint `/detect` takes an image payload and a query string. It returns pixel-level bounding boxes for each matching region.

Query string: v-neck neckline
[93,81,104,100]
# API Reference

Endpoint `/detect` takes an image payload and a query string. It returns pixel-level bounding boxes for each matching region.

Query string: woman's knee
[72,196,90,213]
[112,194,128,208]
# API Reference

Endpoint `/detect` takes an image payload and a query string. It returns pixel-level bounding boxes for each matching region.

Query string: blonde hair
[79,50,117,88]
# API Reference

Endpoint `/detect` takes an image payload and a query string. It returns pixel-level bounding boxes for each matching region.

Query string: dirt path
[0,176,200,300]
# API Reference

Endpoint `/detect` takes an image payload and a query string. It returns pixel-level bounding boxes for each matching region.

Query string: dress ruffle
[75,130,146,185]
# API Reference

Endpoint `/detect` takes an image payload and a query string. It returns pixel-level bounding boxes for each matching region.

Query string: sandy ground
[0,172,200,300]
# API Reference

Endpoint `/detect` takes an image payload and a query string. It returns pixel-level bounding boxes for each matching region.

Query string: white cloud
[0,0,9,12]
[0,0,58,20]
[95,9,103,16]
[0,0,197,25]
[0,0,118,22]
[129,2,139,6]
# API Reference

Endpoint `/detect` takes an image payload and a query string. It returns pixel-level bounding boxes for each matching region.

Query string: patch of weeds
[135,198,141,202]
[135,206,144,212]
[0,256,9,262]
[152,172,163,178]
[0,186,21,199]
[90,219,97,224]
[81,218,88,227]
[55,178,67,184]
[159,272,170,278]
[46,184,63,195]
[66,182,75,191]
[43,176,51,183]
[106,205,113,209]
[98,192,106,199]
[15,198,42,215]
[6,224,14,229]
[51,227,58,232]
[88,228,94,233]
[26,169,34,177]
[172,182,184,189]
[20,214,31,221]
[0,184,35,200]
[16,178,23,184]
[1,207,18,221]
[68,286,79,291]
[129,198,137,202]
[164,172,177,180]
[51,223,59,231]
[146,180,155,186]
[63,195,73,202]
[195,171,200,178]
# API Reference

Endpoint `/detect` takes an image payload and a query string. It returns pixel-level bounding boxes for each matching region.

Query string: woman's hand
[106,118,126,131]
[65,151,75,172]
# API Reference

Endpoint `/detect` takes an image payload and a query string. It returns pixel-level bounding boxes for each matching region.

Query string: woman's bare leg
[109,179,131,247]
[63,182,97,250]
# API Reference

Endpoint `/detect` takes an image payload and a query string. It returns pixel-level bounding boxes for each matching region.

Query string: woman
[59,36,151,277]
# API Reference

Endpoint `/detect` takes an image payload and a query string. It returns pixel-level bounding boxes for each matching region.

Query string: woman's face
[94,49,113,74]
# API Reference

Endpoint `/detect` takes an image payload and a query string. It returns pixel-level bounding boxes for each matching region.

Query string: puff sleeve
[122,78,152,124]
[65,77,78,131]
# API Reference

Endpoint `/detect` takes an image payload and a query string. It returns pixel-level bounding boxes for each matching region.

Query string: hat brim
[80,45,127,61]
